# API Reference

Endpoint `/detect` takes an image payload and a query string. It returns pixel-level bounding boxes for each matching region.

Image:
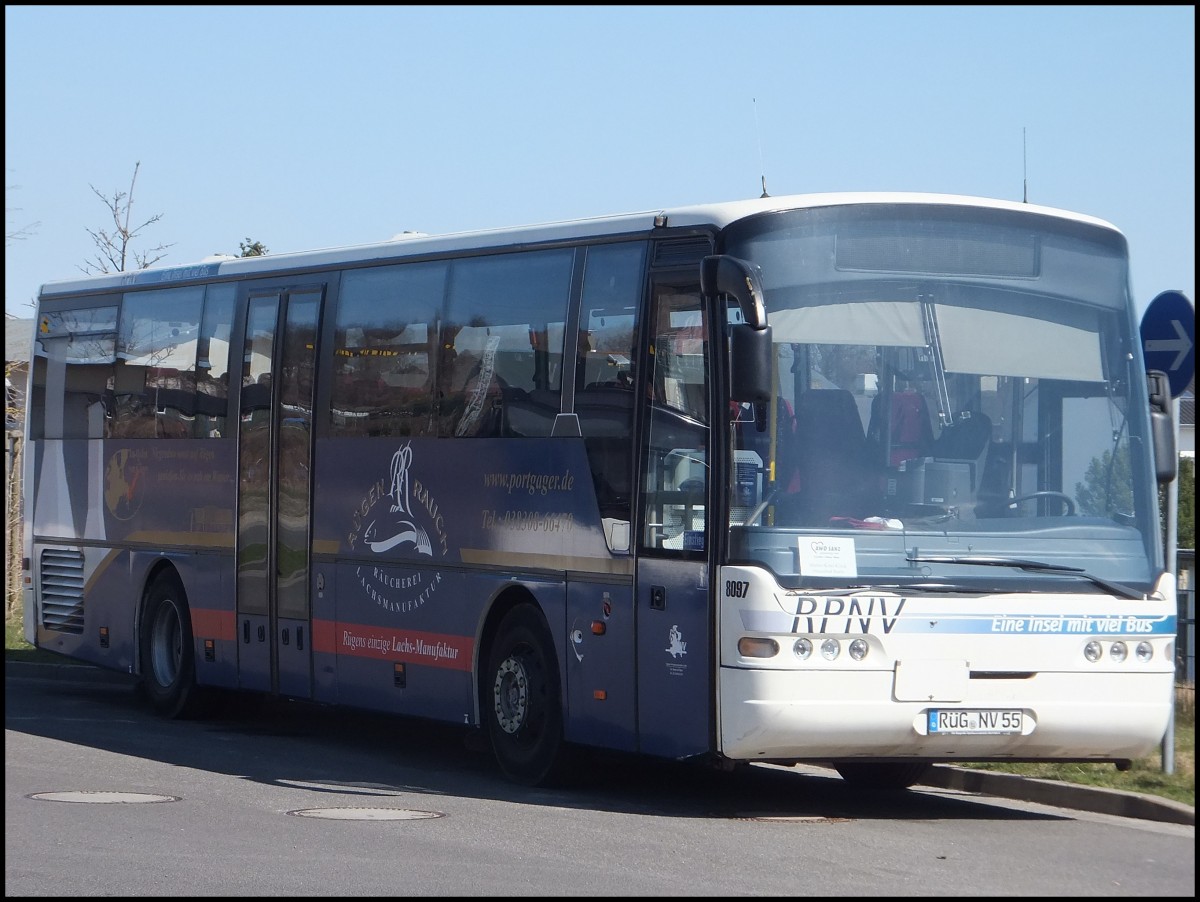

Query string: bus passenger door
[635,276,715,759]
[235,287,324,698]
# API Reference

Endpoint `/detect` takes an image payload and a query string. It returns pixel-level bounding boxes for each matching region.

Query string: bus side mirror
[1147,370,1177,483]
[701,255,767,329]
[730,323,772,404]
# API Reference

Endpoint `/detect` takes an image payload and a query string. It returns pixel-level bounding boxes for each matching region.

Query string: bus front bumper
[717,666,1174,763]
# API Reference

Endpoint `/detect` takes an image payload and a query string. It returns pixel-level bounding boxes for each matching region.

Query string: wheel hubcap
[150,600,181,687]
[493,657,527,735]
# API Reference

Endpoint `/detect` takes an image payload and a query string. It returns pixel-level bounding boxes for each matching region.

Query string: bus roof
[36,191,1122,299]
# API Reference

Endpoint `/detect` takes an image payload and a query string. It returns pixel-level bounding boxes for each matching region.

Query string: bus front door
[635,276,715,759]
[235,288,324,698]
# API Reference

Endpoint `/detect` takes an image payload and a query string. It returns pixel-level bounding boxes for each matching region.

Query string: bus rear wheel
[485,605,568,786]
[834,762,932,790]
[139,571,207,719]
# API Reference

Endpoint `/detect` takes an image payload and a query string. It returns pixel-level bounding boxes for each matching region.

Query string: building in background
[5,318,34,431]
[1178,386,1194,459]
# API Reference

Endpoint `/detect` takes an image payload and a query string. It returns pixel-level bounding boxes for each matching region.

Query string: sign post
[1141,291,1194,777]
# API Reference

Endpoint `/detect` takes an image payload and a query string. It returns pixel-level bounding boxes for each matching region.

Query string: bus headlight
[793,638,813,660]
[1109,641,1128,663]
[848,638,869,661]
[1084,641,1103,663]
[820,638,840,660]
[1135,641,1154,663]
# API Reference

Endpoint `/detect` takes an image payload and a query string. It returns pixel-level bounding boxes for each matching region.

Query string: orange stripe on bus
[189,608,236,641]
[313,618,473,672]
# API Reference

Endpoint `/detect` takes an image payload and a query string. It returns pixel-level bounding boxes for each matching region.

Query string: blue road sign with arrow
[1140,290,1195,399]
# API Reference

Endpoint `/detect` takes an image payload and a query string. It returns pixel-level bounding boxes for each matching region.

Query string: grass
[959,686,1194,808]
[5,609,1194,808]
[5,616,73,665]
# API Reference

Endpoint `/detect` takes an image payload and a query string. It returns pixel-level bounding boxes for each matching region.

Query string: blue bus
[22,192,1180,788]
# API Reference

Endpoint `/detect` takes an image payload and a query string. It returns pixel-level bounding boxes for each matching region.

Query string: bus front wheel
[139,572,207,719]
[485,605,568,786]
[834,761,932,790]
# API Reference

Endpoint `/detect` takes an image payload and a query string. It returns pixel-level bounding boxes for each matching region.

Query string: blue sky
[5,5,1195,323]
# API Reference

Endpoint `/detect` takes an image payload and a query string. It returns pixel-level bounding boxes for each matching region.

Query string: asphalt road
[6,660,1194,897]
[6,658,1193,827]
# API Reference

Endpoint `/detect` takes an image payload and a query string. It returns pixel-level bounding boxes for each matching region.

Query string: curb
[919,763,1194,827]
[7,659,1194,826]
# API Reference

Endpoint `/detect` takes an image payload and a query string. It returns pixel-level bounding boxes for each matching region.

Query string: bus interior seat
[975,440,1016,517]
[868,389,934,466]
[931,410,993,485]
[931,410,988,472]
[502,386,558,437]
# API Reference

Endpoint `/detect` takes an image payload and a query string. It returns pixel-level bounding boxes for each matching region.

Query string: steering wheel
[1007,491,1076,516]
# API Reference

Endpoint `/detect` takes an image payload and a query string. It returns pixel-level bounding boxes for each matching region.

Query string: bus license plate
[928,709,1023,734]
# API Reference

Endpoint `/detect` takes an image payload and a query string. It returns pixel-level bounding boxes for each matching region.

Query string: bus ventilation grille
[652,238,712,268]
[39,548,85,634]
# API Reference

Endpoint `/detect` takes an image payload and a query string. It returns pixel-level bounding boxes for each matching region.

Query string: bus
[21,192,1181,789]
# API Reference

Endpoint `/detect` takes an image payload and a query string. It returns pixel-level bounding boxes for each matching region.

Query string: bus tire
[834,762,932,790]
[485,605,569,786]
[139,571,207,719]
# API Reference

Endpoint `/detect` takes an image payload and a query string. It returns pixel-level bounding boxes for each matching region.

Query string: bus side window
[575,243,645,524]
[640,281,710,552]
[34,307,119,440]
[64,358,112,439]
[437,249,572,439]
[329,262,445,437]
[112,286,204,439]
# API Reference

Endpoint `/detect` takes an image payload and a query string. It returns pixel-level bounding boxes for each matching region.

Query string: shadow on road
[6,672,1068,824]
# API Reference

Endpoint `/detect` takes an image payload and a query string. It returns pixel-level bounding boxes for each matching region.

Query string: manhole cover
[29,791,180,804]
[287,807,445,821]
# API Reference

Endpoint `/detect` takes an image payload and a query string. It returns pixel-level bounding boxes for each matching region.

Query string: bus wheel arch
[480,594,570,786]
[137,565,208,719]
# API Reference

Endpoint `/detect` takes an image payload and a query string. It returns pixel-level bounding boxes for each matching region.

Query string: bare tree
[5,356,26,627]
[79,161,174,274]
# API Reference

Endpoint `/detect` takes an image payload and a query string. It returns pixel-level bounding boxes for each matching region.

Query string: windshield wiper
[899,582,991,594]
[905,554,1146,600]
[792,582,990,596]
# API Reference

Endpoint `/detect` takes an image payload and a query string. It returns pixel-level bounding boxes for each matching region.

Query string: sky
[4,5,1195,325]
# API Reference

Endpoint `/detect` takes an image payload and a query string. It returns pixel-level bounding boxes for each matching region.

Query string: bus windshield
[723,203,1161,593]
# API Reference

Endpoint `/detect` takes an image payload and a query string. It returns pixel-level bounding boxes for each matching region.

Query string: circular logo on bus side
[349,442,449,615]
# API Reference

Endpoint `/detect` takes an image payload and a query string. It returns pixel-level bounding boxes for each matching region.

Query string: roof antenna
[1022,127,1028,203]
[754,98,769,197]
